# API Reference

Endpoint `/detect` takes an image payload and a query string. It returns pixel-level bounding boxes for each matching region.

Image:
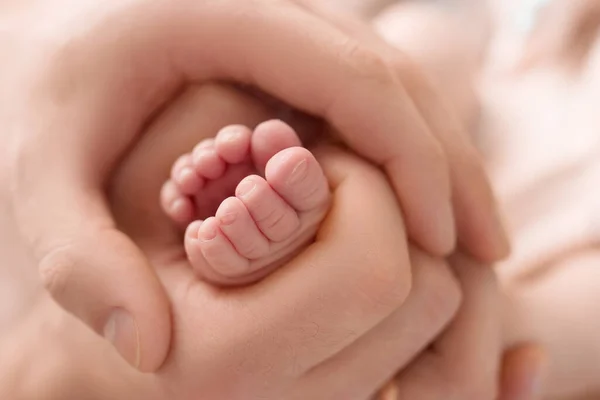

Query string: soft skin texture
[1,0,509,369]
[161,120,332,286]
[297,0,508,261]
[483,1,600,398]
[373,0,600,398]
[0,83,534,400]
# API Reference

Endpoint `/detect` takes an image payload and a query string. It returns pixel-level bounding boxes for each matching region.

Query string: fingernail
[236,179,256,198]
[527,372,543,398]
[526,351,548,399]
[378,380,399,400]
[104,309,140,369]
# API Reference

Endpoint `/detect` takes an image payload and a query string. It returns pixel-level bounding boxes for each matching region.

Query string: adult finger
[106,82,429,397]
[17,0,456,262]
[112,143,415,396]
[391,254,502,399]
[154,145,414,384]
[109,83,274,247]
[9,176,171,372]
[394,63,510,262]
[11,0,459,371]
[291,247,461,400]
[179,146,414,377]
[297,2,510,262]
[499,344,547,400]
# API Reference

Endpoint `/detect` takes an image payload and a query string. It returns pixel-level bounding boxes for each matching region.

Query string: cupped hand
[1,0,508,369]
[107,83,460,399]
[383,254,546,400]
[0,81,539,400]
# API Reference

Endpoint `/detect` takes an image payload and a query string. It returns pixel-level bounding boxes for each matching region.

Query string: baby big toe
[251,120,302,173]
[265,147,330,213]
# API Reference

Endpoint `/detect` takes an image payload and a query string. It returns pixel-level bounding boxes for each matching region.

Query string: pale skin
[0,82,537,400]
[1,0,510,371]
[1,0,597,397]
[160,120,331,285]
[485,0,600,398]
[0,0,544,398]
[375,0,600,398]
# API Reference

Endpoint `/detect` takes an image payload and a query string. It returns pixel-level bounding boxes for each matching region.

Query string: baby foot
[161,120,331,285]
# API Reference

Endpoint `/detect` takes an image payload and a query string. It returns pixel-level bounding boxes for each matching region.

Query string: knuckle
[355,256,412,316]
[338,39,393,84]
[38,244,77,299]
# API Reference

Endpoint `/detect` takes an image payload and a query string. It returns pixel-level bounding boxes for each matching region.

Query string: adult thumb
[499,343,548,400]
[12,175,171,372]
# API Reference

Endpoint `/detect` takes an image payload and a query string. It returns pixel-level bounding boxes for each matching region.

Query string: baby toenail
[171,198,187,214]
[179,167,195,181]
[200,224,218,241]
[220,126,243,141]
[219,211,237,225]
[237,180,256,198]
[288,159,308,185]
[193,148,211,162]
[195,140,214,150]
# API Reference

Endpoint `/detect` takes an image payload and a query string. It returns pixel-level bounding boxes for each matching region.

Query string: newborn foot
[161,120,331,285]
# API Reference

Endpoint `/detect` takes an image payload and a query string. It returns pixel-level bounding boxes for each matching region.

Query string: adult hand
[2,0,508,370]
[109,83,540,400]
[295,0,508,261]
[381,254,546,400]
[502,247,600,399]
[108,83,462,399]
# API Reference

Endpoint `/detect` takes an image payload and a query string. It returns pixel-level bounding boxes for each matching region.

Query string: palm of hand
[108,85,307,399]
